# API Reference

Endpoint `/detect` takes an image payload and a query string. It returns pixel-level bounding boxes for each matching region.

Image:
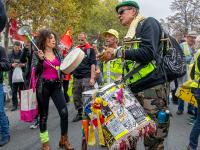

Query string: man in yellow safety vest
[102,29,123,84]
[176,31,197,115]
[99,1,170,149]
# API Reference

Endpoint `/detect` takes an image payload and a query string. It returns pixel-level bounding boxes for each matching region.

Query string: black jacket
[125,17,162,64]
[32,49,63,78]
[20,47,33,87]
[73,47,96,79]
[0,46,10,83]
[32,49,63,95]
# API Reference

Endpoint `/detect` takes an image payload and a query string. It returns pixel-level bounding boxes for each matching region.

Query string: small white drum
[60,48,85,74]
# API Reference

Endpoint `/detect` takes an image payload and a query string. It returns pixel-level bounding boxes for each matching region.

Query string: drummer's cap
[116,0,140,12]
[102,29,119,39]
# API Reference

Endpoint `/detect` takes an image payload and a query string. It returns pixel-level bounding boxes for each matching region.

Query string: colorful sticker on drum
[118,109,138,131]
[105,117,129,140]
[123,87,138,103]
[125,100,146,125]
[102,105,115,123]
[111,104,125,119]
[101,85,118,101]
[101,91,115,102]
[123,87,147,124]
[102,125,116,148]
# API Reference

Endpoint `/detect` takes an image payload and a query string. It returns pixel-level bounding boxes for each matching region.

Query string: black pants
[12,82,24,107]
[171,79,178,104]
[37,80,68,135]
[63,80,70,103]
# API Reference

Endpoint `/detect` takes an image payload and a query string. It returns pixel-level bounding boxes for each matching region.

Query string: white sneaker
[29,123,39,129]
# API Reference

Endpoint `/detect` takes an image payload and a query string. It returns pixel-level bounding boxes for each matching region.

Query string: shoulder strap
[117,64,145,84]
[135,19,146,35]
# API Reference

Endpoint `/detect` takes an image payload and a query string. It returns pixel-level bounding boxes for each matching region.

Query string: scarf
[124,13,145,42]
[76,43,91,52]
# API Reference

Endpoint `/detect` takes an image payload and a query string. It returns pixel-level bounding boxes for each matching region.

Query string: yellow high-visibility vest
[182,42,192,57]
[103,58,123,84]
[189,51,200,88]
[124,40,156,85]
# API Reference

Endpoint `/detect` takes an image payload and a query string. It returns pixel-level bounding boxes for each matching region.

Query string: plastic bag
[12,67,24,83]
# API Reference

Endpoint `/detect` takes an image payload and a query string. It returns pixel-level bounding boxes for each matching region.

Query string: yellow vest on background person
[180,43,199,86]
[181,42,192,58]
[182,49,200,87]
[181,42,196,67]
[176,51,200,107]
[103,58,122,84]
[189,51,200,88]
[123,40,156,85]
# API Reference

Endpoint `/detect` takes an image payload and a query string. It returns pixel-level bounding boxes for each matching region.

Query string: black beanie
[0,1,7,32]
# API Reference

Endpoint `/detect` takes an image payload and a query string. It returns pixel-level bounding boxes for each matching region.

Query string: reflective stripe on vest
[106,61,111,84]
[103,58,123,84]
[124,40,156,85]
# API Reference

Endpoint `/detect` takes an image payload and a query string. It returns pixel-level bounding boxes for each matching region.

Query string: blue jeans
[0,83,9,139]
[189,88,200,149]
[178,99,194,112]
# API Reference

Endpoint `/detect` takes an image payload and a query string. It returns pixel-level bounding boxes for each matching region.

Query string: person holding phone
[8,41,26,111]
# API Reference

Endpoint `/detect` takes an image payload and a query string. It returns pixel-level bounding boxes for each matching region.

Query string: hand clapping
[98,48,115,62]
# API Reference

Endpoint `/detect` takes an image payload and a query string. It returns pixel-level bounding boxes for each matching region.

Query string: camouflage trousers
[135,85,170,150]
[72,78,94,112]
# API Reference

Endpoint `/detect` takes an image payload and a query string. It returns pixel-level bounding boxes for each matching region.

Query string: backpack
[136,18,186,81]
[122,19,186,93]
[157,32,186,81]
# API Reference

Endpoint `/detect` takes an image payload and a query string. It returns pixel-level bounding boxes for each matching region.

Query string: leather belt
[43,78,60,83]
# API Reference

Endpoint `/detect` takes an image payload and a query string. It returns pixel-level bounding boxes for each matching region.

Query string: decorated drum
[83,83,156,149]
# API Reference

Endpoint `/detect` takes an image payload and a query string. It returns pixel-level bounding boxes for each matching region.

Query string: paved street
[2,100,200,150]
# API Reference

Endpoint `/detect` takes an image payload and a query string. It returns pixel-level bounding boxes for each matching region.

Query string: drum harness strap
[43,50,62,79]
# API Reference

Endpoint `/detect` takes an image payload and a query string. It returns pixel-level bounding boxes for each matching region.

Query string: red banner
[9,18,27,42]
[60,30,73,50]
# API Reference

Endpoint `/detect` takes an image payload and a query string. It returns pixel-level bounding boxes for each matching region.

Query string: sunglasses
[117,8,132,15]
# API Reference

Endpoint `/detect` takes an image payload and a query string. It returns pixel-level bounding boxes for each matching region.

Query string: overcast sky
[133,0,174,20]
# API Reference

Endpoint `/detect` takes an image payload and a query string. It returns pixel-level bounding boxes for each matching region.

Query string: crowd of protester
[1,0,200,150]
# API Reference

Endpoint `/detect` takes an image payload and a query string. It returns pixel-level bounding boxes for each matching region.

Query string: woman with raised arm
[33,29,74,150]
